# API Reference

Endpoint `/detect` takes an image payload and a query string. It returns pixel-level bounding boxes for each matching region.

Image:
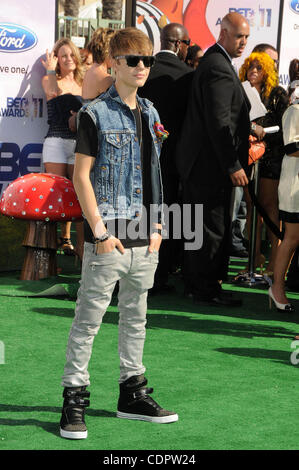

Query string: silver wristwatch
[93,230,112,243]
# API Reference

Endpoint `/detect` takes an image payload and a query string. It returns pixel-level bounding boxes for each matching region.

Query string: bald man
[176,13,261,306]
[139,23,193,293]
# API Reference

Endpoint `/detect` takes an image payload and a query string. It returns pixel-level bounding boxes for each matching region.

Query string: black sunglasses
[114,55,156,68]
[168,38,191,46]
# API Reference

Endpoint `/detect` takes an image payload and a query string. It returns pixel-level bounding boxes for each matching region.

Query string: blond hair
[239,51,278,99]
[53,37,84,85]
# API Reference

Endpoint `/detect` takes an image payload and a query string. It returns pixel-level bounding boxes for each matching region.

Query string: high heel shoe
[58,237,76,256]
[268,287,295,313]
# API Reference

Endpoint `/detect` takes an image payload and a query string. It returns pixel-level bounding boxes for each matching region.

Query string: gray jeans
[61,243,158,387]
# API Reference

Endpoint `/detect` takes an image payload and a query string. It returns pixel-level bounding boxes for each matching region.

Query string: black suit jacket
[138,52,194,188]
[176,43,251,186]
[139,51,193,131]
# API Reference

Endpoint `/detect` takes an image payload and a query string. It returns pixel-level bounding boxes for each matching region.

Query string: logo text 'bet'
[0,23,38,53]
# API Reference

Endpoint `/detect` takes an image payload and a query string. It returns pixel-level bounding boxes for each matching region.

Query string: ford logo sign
[0,23,38,53]
[290,0,299,14]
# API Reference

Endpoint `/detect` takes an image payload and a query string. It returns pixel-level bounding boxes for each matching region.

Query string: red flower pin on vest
[154,122,169,141]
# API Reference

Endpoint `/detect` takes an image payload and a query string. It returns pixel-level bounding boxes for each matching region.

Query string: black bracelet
[152,228,162,236]
[93,230,111,243]
[284,142,299,155]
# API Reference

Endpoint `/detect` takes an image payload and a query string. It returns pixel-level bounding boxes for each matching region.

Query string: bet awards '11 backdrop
[136,0,296,88]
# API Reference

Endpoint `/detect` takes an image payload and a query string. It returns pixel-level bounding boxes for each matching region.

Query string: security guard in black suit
[139,23,194,293]
[176,13,264,306]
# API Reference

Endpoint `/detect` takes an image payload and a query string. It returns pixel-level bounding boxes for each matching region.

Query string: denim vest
[80,84,163,224]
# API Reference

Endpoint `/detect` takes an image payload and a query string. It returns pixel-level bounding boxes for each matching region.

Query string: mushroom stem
[20,220,58,280]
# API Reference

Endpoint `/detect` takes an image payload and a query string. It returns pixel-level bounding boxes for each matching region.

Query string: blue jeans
[61,243,158,387]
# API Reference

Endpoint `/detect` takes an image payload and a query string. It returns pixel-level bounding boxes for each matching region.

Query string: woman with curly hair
[41,37,85,260]
[82,27,115,100]
[239,51,289,275]
[239,51,279,101]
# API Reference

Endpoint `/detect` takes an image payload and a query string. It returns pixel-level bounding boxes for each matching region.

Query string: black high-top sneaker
[116,375,178,423]
[60,386,90,439]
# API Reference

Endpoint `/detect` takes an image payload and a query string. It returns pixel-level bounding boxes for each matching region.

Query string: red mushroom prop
[0,173,82,280]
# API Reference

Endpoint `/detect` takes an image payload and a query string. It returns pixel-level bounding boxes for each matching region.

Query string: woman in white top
[269,81,299,312]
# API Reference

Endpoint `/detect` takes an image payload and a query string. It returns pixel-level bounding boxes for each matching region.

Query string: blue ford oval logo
[0,23,38,53]
[290,0,299,14]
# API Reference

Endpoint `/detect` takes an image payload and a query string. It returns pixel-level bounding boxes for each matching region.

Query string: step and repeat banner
[0,0,56,197]
[136,0,280,61]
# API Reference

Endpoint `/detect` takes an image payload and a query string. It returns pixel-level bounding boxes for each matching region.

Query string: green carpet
[0,256,299,451]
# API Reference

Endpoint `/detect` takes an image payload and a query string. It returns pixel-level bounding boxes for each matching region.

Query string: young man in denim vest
[59,27,178,439]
